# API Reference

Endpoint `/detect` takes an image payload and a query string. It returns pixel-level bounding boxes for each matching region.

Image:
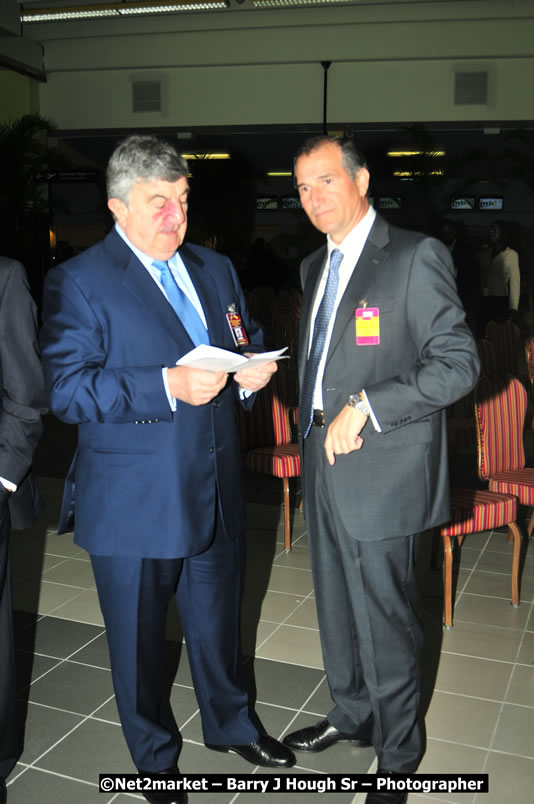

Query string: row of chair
[237,312,533,629]
[238,372,533,630]
[439,374,533,628]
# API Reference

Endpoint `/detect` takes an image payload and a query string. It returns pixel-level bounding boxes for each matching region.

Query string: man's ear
[356,167,370,198]
[108,197,127,227]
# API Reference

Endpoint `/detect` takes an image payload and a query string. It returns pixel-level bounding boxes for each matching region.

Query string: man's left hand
[233,357,278,393]
[324,405,367,466]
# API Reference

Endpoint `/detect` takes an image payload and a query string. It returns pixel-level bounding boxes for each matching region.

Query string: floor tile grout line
[424,733,530,756]
[275,674,329,738]
[472,552,534,803]
[436,649,532,667]
[14,692,120,777]
[7,763,102,791]
[253,589,317,652]
[9,496,533,802]
[15,628,111,694]
[477,596,534,788]
[454,529,494,612]
[431,687,519,706]
[428,687,534,709]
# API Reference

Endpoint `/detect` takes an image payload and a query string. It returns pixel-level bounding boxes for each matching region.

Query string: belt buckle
[313,409,325,427]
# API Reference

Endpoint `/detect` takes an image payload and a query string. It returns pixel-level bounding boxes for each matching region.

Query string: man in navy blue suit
[40,136,294,804]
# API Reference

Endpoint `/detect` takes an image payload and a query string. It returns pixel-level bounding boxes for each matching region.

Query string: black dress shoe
[205,735,296,767]
[283,718,371,752]
[0,777,6,804]
[136,766,187,804]
[365,769,408,804]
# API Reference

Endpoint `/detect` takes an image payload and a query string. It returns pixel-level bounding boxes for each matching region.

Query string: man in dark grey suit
[0,257,46,804]
[283,137,479,803]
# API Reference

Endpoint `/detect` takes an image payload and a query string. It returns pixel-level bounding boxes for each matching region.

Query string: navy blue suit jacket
[41,229,263,558]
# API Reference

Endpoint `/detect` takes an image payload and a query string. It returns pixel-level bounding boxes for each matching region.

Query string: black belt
[312,409,325,427]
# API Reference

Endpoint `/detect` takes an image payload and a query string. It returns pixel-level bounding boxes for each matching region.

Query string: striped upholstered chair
[525,335,534,399]
[477,338,501,377]
[438,489,521,628]
[485,319,521,376]
[475,374,534,539]
[237,364,300,551]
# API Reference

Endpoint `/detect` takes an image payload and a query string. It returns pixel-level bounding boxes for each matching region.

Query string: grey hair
[106,135,189,204]
[296,135,367,179]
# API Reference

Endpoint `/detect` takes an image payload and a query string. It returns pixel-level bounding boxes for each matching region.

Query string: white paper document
[176,345,288,373]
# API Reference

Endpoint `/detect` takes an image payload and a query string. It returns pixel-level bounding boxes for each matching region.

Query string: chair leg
[507,521,522,607]
[442,533,454,629]
[282,476,291,552]
[527,509,534,539]
[430,527,441,571]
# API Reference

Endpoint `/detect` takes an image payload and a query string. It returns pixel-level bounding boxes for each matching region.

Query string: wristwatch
[347,392,371,417]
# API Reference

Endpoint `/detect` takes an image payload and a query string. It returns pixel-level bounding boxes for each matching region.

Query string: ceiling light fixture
[22,1,229,23]
[387,150,446,157]
[181,152,231,159]
[393,170,445,177]
[253,0,355,7]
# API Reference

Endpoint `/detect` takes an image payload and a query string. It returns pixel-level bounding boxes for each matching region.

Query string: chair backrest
[271,289,302,350]
[245,286,275,328]
[475,375,527,478]
[237,363,293,451]
[525,335,534,385]
[485,319,521,375]
[476,339,500,377]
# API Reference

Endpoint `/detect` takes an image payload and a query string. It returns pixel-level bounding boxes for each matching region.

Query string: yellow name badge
[355,307,380,345]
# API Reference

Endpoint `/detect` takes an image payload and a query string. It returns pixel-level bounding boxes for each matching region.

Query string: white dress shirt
[115,224,208,408]
[307,205,381,430]
[114,225,250,404]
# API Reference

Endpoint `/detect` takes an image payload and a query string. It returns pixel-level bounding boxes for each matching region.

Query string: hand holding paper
[167,365,228,406]
[176,345,288,373]
[234,353,278,393]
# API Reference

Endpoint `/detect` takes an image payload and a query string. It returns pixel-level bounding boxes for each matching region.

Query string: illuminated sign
[479,197,503,210]
[256,198,279,210]
[450,197,475,210]
[378,197,402,209]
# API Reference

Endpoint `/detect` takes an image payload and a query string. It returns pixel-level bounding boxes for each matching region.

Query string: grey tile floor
[5,473,534,803]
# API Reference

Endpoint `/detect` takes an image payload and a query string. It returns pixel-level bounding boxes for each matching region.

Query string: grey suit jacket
[298,214,480,539]
[0,258,46,529]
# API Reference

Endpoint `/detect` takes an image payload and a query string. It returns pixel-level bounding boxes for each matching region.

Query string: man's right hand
[167,366,228,406]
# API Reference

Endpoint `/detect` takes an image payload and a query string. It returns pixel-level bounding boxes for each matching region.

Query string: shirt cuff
[0,477,16,492]
[162,367,177,412]
[361,389,381,432]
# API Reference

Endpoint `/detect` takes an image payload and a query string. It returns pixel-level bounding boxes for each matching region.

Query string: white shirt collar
[114,222,178,270]
[326,204,376,260]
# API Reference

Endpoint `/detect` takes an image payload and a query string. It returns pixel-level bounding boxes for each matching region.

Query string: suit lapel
[326,215,390,363]
[107,231,215,347]
[117,243,192,344]
[299,246,327,379]
[179,243,224,347]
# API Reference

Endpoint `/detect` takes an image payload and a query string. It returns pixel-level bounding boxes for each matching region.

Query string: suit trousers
[0,488,19,779]
[303,426,425,772]
[90,509,259,772]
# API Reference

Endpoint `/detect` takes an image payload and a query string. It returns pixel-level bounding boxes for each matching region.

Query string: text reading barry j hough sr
[99,773,489,795]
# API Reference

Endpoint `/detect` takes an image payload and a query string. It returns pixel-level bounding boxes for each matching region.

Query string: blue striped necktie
[152,260,209,346]
[300,248,344,438]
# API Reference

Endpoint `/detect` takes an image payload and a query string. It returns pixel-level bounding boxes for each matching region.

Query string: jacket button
[209,447,215,453]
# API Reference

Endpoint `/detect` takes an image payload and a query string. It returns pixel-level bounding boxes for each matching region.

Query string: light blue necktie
[153,260,209,346]
[300,248,344,438]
